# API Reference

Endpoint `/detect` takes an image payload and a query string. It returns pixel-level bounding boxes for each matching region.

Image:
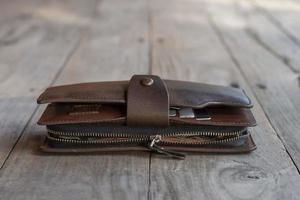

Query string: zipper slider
[148,135,186,160]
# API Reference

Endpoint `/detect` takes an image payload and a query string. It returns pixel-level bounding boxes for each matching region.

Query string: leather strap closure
[127,75,169,126]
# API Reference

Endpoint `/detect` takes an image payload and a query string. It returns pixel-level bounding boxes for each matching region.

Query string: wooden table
[0,0,299,199]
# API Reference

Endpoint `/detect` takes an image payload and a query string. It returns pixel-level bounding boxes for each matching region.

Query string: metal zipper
[46,131,242,146]
[46,127,242,138]
[46,127,245,159]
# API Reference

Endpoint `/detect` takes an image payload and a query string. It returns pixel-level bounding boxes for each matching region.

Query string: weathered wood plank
[0,1,81,167]
[149,0,300,199]
[252,0,300,47]
[207,0,300,169]
[234,0,300,73]
[0,0,150,199]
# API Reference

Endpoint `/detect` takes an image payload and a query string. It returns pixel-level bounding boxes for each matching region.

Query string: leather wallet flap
[37,79,252,109]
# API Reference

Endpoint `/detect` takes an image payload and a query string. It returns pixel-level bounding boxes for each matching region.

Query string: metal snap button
[141,78,154,86]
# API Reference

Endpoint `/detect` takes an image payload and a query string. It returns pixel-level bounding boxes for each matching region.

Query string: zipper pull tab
[148,135,186,160]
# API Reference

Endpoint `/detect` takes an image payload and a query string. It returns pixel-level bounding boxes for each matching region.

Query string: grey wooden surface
[0,0,299,199]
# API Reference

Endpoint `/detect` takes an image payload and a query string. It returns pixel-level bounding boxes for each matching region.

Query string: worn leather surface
[38,104,256,127]
[38,79,252,108]
[38,103,126,125]
[127,75,169,126]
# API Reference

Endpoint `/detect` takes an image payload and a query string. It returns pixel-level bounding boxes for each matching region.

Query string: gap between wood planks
[245,0,300,75]
[205,0,300,174]
[0,0,151,199]
[237,0,300,173]
[147,0,154,76]
[1,0,298,198]
[147,1,154,197]
[208,14,300,174]
[247,0,300,86]
[251,0,300,48]
[146,2,300,199]
[0,12,82,167]
[0,30,84,170]
[248,0,300,86]
[147,0,300,198]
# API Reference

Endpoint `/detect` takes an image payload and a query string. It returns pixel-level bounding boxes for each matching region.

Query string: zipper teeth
[46,134,241,145]
[46,128,243,138]
[160,135,240,145]
[161,135,240,145]
[46,135,147,144]
[46,128,244,145]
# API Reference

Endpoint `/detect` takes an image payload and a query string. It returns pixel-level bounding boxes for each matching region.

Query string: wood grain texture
[0,110,149,200]
[53,0,150,84]
[0,0,150,199]
[149,0,300,199]
[252,0,300,48]
[235,0,300,73]
[0,0,299,199]
[0,0,81,167]
[207,0,300,169]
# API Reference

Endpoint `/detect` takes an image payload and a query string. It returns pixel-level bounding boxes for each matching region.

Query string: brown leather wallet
[37,75,256,159]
